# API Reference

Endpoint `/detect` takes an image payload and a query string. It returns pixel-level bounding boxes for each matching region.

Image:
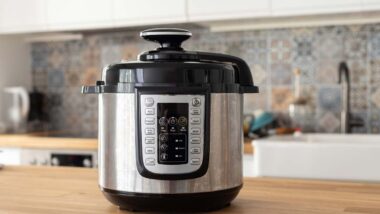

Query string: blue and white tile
[350,85,368,111]
[244,39,268,66]
[316,60,339,84]
[47,69,65,90]
[292,36,316,62]
[369,109,380,133]
[347,60,368,85]
[292,59,316,85]
[31,43,51,69]
[369,32,380,59]
[369,59,380,85]
[269,30,292,63]
[314,26,347,61]
[270,63,292,85]
[47,42,68,70]
[343,33,368,59]
[317,85,341,112]
[316,111,341,133]
[370,87,380,108]
[270,38,292,63]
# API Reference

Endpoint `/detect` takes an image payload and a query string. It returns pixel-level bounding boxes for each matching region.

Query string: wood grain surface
[0,134,254,153]
[0,134,97,150]
[0,166,379,213]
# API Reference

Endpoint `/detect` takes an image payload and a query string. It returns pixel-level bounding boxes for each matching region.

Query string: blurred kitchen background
[30,25,380,137]
[1,0,380,181]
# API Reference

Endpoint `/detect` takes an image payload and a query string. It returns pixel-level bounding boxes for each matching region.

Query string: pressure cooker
[82,28,259,212]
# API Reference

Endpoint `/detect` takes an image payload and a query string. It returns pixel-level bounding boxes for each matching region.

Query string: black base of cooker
[101,185,242,212]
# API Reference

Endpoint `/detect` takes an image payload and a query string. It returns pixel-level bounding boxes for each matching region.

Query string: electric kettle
[4,87,30,132]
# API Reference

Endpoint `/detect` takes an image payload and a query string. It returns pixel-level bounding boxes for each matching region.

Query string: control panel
[140,94,205,174]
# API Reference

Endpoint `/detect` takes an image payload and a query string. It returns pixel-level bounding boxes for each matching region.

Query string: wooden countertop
[0,134,97,150]
[0,134,253,154]
[0,166,379,213]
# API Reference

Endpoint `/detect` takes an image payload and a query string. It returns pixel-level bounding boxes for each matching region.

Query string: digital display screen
[157,103,188,119]
[157,103,188,164]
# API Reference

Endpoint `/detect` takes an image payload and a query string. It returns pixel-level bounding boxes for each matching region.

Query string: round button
[159,134,168,142]
[160,153,169,161]
[51,157,59,166]
[168,117,177,126]
[83,159,92,168]
[192,98,201,107]
[160,143,168,152]
[159,117,167,126]
[178,116,187,126]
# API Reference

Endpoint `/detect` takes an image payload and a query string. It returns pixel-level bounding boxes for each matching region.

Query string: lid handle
[140,28,192,50]
[196,51,259,93]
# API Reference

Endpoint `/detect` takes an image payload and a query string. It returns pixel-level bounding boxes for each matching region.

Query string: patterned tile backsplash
[31,24,380,137]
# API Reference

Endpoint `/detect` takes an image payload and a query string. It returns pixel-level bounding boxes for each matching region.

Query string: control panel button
[190,158,201,165]
[145,158,155,166]
[190,117,201,124]
[145,137,155,144]
[145,147,155,154]
[190,137,201,144]
[190,128,201,135]
[168,117,177,126]
[192,98,201,107]
[145,128,155,135]
[159,134,168,142]
[169,126,177,133]
[178,116,187,126]
[145,108,154,115]
[159,126,168,133]
[159,117,167,126]
[145,98,154,107]
[191,147,201,154]
[160,143,168,152]
[190,108,200,115]
[145,117,155,125]
[160,153,169,161]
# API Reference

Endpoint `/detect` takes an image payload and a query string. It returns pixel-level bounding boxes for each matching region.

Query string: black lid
[82,28,259,94]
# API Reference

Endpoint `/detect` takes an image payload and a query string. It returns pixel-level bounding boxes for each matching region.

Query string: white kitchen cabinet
[362,0,380,11]
[187,0,271,21]
[0,0,47,33]
[0,148,21,165]
[46,0,113,30]
[272,0,363,16]
[112,0,187,26]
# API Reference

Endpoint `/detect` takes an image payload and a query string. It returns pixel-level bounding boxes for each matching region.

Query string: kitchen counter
[0,133,253,153]
[0,134,97,150]
[0,166,379,213]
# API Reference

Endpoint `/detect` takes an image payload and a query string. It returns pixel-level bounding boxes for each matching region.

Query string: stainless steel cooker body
[98,92,243,194]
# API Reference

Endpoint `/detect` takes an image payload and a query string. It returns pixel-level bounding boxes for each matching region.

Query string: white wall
[0,35,31,127]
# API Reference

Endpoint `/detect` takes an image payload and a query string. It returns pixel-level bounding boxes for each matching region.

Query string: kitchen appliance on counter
[82,28,259,212]
[4,87,30,133]
[25,149,96,167]
[0,148,97,168]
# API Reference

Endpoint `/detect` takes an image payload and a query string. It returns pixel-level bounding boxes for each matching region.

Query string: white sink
[253,134,380,182]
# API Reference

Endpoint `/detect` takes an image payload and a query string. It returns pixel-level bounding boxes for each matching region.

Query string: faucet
[338,62,364,133]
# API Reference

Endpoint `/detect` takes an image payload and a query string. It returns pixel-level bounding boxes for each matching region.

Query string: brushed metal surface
[99,93,243,194]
